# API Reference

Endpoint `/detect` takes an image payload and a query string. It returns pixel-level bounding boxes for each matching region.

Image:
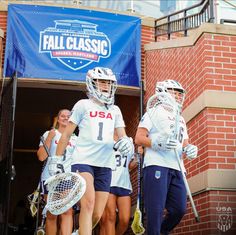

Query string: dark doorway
[1,83,139,235]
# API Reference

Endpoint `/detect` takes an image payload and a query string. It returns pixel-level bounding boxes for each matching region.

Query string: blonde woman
[37,109,78,235]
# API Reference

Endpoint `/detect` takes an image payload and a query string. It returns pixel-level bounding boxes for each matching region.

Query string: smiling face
[57,109,71,128]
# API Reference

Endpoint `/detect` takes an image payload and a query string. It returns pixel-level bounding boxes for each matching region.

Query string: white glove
[48,155,71,176]
[113,136,134,157]
[184,144,198,160]
[151,136,178,151]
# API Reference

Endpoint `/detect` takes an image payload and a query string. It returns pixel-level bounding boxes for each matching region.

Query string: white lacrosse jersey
[139,110,188,171]
[111,150,133,191]
[39,129,78,181]
[69,99,125,169]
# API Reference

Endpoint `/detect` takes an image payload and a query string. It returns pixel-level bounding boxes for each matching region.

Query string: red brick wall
[185,108,236,178]
[0,11,7,69]
[0,12,7,35]
[174,190,236,235]
[141,25,155,81]
[145,32,236,234]
[145,33,236,108]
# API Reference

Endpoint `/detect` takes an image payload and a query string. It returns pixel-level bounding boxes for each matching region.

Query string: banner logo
[39,20,111,70]
[216,206,233,232]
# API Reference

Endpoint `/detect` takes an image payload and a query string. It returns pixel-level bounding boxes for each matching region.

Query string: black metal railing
[155,0,215,40]
[220,19,236,25]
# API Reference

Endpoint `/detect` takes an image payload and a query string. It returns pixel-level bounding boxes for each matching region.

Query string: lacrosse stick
[131,153,145,235]
[146,93,200,222]
[29,136,50,232]
[40,135,51,158]
[27,179,46,234]
[35,207,47,235]
[40,136,86,215]
[71,204,80,234]
[174,105,200,222]
[44,172,86,215]
[27,183,40,217]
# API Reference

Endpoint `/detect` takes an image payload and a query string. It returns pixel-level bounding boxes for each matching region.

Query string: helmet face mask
[86,67,117,105]
[156,79,185,107]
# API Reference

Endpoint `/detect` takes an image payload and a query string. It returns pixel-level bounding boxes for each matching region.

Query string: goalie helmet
[156,79,185,106]
[86,67,117,105]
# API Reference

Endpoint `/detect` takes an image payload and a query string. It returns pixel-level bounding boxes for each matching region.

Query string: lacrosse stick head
[131,207,145,235]
[44,172,86,215]
[147,92,179,142]
[27,188,41,217]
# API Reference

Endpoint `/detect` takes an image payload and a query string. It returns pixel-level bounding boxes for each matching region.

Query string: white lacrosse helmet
[86,67,117,105]
[156,79,185,106]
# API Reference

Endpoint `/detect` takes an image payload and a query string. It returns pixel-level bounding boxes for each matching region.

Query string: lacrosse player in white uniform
[49,67,134,235]
[99,133,137,235]
[37,109,78,235]
[135,80,198,235]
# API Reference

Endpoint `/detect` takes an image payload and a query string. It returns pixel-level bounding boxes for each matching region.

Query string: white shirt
[69,99,125,169]
[111,150,132,191]
[139,109,188,171]
[39,129,77,181]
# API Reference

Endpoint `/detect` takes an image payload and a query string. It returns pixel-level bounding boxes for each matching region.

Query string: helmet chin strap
[90,96,104,105]
[89,95,110,109]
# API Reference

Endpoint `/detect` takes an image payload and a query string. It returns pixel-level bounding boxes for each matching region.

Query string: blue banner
[4,4,141,87]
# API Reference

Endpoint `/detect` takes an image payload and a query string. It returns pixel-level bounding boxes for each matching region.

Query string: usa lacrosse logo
[216,206,233,232]
[39,20,111,70]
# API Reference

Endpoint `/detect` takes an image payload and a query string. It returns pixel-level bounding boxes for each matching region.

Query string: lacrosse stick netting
[146,93,178,144]
[146,92,200,222]
[45,172,86,215]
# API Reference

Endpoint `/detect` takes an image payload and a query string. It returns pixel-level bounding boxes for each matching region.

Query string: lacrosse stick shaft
[174,104,200,222]
[137,153,141,208]
[131,153,145,235]
[30,183,41,233]
[36,213,46,235]
[133,152,142,210]
[40,136,51,157]
[39,212,46,229]
[174,149,200,222]
[139,80,145,217]
[36,184,41,227]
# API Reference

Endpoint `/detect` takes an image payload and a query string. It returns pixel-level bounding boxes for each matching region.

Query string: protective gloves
[151,136,178,151]
[114,136,134,157]
[183,144,198,160]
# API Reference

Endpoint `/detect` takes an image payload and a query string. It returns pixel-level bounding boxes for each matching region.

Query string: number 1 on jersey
[97,122,103,141]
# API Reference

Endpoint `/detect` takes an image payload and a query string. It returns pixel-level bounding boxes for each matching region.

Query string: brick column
[144,23,236,234]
